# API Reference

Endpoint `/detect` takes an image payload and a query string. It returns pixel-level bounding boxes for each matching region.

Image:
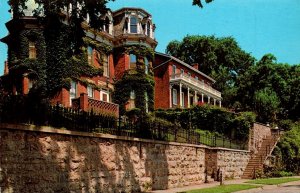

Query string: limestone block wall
[0,124,206,193]
[249,123,271,154]
[205,148,250,179]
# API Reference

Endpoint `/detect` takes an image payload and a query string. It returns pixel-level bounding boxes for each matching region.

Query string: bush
[155,105,256,141]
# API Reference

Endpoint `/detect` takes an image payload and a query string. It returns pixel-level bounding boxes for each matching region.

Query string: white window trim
[103,54,109,77]
[172,89,177,105]
[100,90,110,102]
[87,85,94,98]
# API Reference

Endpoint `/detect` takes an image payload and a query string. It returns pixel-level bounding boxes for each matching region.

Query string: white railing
[170,73,222,98]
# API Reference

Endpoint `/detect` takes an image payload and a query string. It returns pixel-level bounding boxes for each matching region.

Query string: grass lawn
[245,177,300,185]
[178,184,259,193]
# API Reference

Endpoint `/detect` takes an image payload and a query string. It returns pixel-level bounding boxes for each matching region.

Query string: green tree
[166,35,255,107]
[236,54,299,121]
[253,88,280,123]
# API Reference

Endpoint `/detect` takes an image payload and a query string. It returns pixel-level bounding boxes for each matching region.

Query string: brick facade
[153,53,222,110]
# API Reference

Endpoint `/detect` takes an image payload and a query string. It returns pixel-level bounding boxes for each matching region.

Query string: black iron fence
[0,96,247,150]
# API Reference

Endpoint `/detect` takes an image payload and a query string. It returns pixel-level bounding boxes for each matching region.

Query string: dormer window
[130,16,138,33]
[29,41,36,59]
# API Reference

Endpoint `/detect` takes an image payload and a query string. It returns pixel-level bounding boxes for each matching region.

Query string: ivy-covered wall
[113,45,155,115]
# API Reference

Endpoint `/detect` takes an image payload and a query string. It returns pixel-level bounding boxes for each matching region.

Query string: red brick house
[1,5,157,117]
[153,52,222,109]
[1,3,221,116]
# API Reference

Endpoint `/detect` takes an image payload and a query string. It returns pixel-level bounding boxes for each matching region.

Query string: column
[208,96,211,104]
[187,87,190,108]
[214,99,216,106]
[219,100,222,107]
[179,83,182,108]
[201,93,204,103]
[194,91,198,105]
[169,85,172,108]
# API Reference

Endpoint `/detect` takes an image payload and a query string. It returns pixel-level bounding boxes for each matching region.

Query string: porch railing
[170,73,221,98]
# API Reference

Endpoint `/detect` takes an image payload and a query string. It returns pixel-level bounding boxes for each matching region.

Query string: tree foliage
[166,35,255,107]
[192,0,214,8]
[166,35,300,123]
[237,54,300,121]
[275,122,300,174]
[7,0,111,99]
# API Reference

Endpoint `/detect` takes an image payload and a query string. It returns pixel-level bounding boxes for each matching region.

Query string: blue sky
[1,0,300,75]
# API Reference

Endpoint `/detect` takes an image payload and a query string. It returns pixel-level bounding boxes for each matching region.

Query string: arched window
[146,21,151,36]
[130,16,138,33]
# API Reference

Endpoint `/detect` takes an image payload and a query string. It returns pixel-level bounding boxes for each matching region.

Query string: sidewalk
[149,177,300,193]
[149,179,248,193]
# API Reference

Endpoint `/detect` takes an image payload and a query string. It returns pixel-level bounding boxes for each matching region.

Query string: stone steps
[242,134,280,179]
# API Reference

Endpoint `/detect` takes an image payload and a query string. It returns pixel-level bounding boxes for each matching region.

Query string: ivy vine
[83,37,113,54]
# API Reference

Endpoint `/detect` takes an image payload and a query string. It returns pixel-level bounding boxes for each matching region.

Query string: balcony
[72,94,119,117]
[170,73,222,99]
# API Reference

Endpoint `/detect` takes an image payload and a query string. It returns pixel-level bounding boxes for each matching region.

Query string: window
[100,90,109,102]
[87,46,93,65]
[70,81,77,104]
[130,90,136,99]
[181,92,185,107]
[87,85,94,98]
[28,79,33,92]
[103,54,109,77]
[144,57,149,74]
[172,65,176,75]
[187,72,191,77]
[129,90,136,109]
[130,16,138,33]
[195,76,199,81]
[129,54,137,69]
[29,41,36,59]
[146,21,151,36]
[172,89,177,105]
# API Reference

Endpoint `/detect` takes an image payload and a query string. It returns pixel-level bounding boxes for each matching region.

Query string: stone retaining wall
[249,123,271,154]
[205,148,250,179]
[0,124,206,193]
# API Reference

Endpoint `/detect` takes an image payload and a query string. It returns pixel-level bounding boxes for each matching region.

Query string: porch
[169,73,222,108]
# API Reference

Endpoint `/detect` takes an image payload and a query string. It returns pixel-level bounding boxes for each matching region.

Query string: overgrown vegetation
[272,122,300,175]
[113,46,155,115]
[155,105,256,141]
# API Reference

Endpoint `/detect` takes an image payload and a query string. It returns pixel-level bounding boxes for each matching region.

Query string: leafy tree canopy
[166,35,255,107]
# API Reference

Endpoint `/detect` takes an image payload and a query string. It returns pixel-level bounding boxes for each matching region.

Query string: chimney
[192,63,199,70]
[4,61,9,75]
